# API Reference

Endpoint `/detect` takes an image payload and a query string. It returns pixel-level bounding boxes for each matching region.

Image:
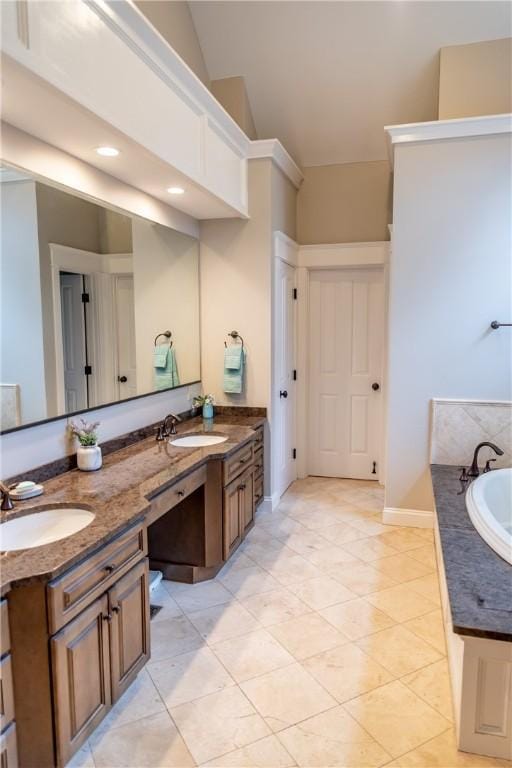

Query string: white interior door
[274,258,297,498]
[60,272,88,413]
[113,275,137,399]
[308,268,384,480]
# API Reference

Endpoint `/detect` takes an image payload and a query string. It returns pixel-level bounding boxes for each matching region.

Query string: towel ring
[154,330,173,347]
[224,330,244,348]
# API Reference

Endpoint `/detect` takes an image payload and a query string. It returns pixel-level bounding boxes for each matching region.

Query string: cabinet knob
[104,564,115,574]
[176,490,185,497]
[118,375,128,383]
[111,605,120,614]
[103,613,112,622]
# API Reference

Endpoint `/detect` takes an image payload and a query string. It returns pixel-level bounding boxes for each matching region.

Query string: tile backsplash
[430,399,512,468]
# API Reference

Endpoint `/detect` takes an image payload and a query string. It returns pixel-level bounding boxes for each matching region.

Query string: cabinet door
[109,559,150,702]
[223,480,242,560]
[240,470,255,537]
[51,595,111,767]
[0,723,18,768]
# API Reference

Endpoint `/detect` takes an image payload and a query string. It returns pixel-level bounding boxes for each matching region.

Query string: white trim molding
[298,241,389,269]
[383,507,434,529]
[385,113,512,167]
[249,139,303,189]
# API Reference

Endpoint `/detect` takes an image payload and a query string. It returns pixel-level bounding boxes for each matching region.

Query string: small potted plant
[69,418,102,471]
[193,394,215,420]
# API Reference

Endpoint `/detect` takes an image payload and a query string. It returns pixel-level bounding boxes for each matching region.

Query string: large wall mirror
[0,166,201,432]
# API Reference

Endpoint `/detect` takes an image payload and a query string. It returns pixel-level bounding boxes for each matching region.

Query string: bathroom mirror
[0,166,200,432]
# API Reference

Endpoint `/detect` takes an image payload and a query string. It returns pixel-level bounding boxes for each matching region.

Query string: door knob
[279,390,288,398]
[118,375,127,383]
[371,382,380,391]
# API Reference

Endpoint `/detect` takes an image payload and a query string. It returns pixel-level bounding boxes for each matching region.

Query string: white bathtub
[466,467,512,565]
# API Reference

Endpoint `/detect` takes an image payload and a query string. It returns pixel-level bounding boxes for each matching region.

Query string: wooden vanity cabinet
[222,446,257,560]
[0,599,17,768]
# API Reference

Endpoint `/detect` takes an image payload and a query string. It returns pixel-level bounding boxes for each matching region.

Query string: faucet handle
[483,459,496,473]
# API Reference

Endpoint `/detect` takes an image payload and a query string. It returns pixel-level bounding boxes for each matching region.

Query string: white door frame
[296,242,389,483]
[50,244,132,415]
[271,231,298,508]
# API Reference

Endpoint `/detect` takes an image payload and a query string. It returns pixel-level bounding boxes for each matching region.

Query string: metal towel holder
[224,330,244,348]
[490,321,512,330]
[154,330,173,346]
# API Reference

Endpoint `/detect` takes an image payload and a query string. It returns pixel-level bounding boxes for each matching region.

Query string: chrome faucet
[156,413,182,441]
[467,442,504,478]
[0,481,14,511]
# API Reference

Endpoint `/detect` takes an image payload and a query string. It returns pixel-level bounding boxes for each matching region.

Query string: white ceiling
[189,1,511,167]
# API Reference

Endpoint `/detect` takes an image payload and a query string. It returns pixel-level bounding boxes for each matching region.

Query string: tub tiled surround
[430,400,512,469]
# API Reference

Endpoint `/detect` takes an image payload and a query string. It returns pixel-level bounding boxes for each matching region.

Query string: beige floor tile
[303,643,393,703]
[171,686,271,764]
[288,508,346,530]
[260,514,306,538]
[392,727,512,766]
[357,625,443,677]
[346,537,398,563]
[304,544,360,569]
[94,668,165,734]
[240,588,310,626]
[187,601,260,644]
[267,612,347,660]
[365,583,438,622]
[167,580,234,614]
[89,711,194,767]
[374,529,426,552]
[274,529,331,556]
[318,522,366,545]
[320,598,395,640]
[147,646,234,708]
[286,576,356,610]
[402,659,454,720]
[149,583,183,621]
[261,554,325,586]
[200,735,296,767]
[404,609,447,653]
[344,680,450,758]
[65,742,95,768]
[241,663,337,732]
[346,517,389,537]
[217,549,257,576]
[150,614,204,661]
[407,574,442,605]
[212,628,295,682]
[406,544,437,569]
[326,562,398,596]
[277,705,390,767]
[371,553,433,583]
[217,564,281,599]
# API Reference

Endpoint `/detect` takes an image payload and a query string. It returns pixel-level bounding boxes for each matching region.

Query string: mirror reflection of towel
[154,345,180,390]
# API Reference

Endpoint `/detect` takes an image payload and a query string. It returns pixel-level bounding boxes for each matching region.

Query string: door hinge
[292,288,297,300]
[84,365,92,376]
[292,448,297,460]
[293,369,297,381]
[81,292,90,303]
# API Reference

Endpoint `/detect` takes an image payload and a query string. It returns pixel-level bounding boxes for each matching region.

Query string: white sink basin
[170,434,228,448]
[0,508,95,552]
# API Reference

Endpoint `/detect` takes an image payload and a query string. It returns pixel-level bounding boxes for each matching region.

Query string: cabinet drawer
[0,722,18,768]
[253,447,264,478]
[0,601,9,657]
[47,521,146,633]
[223,442,254,486]
[0,654,15,732]
[146,465,207,526]
[254,475,264,507]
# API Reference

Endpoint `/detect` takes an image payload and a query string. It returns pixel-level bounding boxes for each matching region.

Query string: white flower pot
[77,444,102,471]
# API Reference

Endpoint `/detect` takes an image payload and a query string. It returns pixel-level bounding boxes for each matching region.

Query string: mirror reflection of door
[113,275,137,400]
[59,272,89,412]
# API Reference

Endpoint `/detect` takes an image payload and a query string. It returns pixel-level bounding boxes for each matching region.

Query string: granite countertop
[0,415,265,591]
[431,464,512,642]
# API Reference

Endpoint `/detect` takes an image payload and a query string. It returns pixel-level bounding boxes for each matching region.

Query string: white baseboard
[383,506,434,529]
[258,498,273,515]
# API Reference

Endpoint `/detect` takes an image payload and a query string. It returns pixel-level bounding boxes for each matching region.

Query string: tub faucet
[467,442,504,478]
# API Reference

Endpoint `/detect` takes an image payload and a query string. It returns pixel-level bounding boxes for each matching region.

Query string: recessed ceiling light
[96,146,120,157]
[167,186,185,195]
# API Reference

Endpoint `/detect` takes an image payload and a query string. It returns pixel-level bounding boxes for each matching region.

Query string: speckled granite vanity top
[0,415,265,590]
[431,464,512,641]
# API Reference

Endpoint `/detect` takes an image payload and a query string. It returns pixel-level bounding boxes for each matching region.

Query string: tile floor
[68,477,509,768]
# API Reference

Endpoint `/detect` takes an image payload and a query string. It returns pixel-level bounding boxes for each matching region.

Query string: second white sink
[0,508,95,552]
[170,435,228,448]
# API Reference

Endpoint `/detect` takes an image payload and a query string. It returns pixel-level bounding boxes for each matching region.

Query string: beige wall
[98,209,132,254]
[211,77,257,140]
[297,161,391,245]
[135,0,210,88]
[439,38,512,120]
[272,165,297,241]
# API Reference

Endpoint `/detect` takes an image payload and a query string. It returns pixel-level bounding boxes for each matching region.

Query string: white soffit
[385,113,512,167]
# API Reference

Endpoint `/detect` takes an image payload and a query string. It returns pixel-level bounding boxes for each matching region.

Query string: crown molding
[248,138,303,189]
[385,113,512,167]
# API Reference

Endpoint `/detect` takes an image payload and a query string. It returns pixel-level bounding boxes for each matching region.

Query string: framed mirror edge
[0,380,201,436]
